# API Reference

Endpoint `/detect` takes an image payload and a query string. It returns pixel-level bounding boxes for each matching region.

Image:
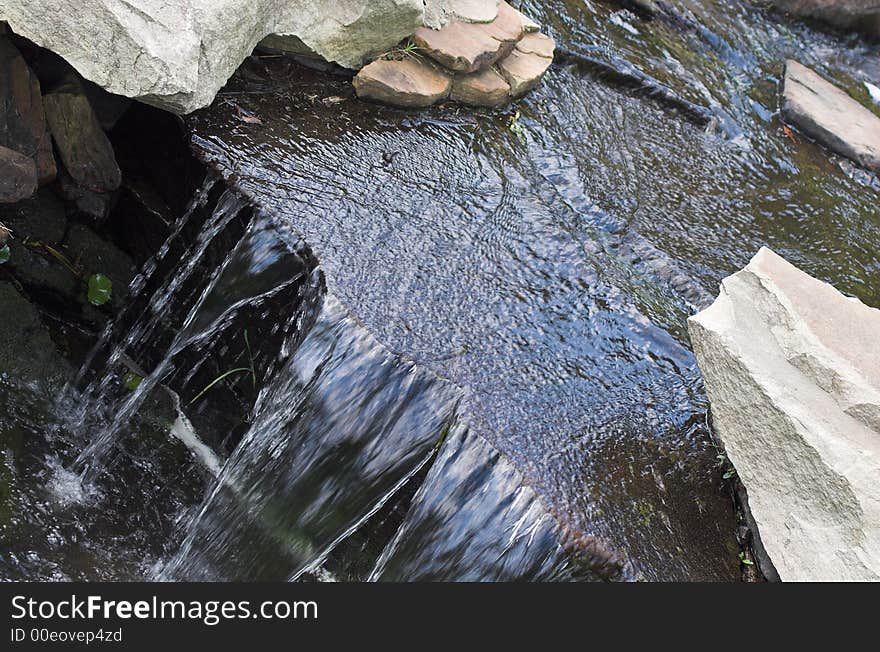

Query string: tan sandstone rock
[497,33,555,97]
[353,58,452,108]
[688,247,880,581]
[413,1,523,73]
[781,60,880,171]
[451,67,510,107]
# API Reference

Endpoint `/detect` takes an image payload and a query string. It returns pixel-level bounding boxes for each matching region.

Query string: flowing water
[2,0,878,581]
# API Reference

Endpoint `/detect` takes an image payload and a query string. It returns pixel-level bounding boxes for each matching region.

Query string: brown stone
[451,67,510,107]
[43,86,121,192]
[0,37,56,186]
[0,144,37,203]
[497,33,555,97]
[413,1,523,73]
[514,32,555,59]
[353,58,452,108]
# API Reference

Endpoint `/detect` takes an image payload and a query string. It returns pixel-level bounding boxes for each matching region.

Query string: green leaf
[722,470,736,479]
[87,273,113,306]
[123,372,143,391]
[0,244,9,264]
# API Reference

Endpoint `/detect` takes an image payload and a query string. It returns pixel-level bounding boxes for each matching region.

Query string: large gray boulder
[0,1,502,114]
[688,248,880,581]
[769,0,880,40]
[782,60,880,172]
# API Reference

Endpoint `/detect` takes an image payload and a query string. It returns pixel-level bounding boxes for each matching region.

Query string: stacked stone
[0,30,122,217]
[353,2,555,108]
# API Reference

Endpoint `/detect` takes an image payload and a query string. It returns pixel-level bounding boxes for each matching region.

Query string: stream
[1,0,878,582]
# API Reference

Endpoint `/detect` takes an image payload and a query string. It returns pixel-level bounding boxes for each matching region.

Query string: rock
[516,10,541,33]
[781,60,880,171]
[0,37,55,185]
[0,145,36,203]
[451,67,510,106]
[64,222,135,309]
[43,85,121,192]
[424,0,500,26]
[0,186,67,244]
[413,1,523,73]
[0,0,428,114]
[0,282,71,386]
[768,0,880,40]
[688,247,880,581]
[57,170,115,222]
[497,33,555,97]
[353,58,452,107]
[513,31,555,59]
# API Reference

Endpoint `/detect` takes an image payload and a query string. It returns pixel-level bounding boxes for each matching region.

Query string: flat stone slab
[451,67,510,107]
[782,60,880,171]
[497,33,555,97]
[353,58,452,108]
[689,247,880,581]
[413,1,523,73]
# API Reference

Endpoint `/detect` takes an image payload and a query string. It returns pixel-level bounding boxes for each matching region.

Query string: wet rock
[4,238,78,300]
[0,185,67,244]
[781,60,880,171]
[413,1,523,73]
[64,222,135,309]
[0,37,55,186]
[688,247,880,581]
[451,67,510,106]
[0,145,36,203]
[353,58,452,107]
[43,84,121,193]
[57,170,115,222]
[769,0,880,40]
[0,0,427,113]
[497,33,555,97]
[0,282,72,384]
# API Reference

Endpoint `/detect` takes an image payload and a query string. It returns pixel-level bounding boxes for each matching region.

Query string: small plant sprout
[508,110,525,140]
[738,551,754,566]
[383,40,420,61]
[189,331,258,405]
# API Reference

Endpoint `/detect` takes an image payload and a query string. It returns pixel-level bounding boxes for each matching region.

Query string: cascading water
[160,292,461,580]
[4,0,879,583]
[71,186,249,483]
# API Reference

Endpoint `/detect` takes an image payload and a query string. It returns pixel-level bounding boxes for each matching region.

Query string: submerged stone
[450,66,510,106]
[781,60,880,171]
[353,58,452,107]
[688,247,880,581]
